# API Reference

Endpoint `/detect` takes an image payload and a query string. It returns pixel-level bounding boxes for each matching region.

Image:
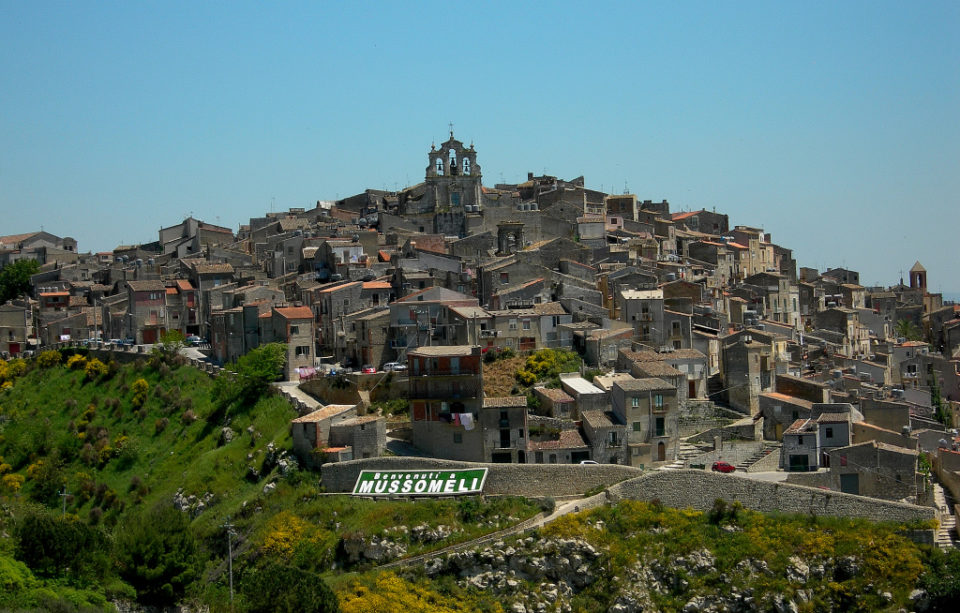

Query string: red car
[361,365,377,374]
[711,461,736,473]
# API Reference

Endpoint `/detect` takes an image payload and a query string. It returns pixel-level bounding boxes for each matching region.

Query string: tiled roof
[816,413,850,423]
[534,387,574,403]
[290,404,356,423]
[784,418,815,435]
[482,396,527,409]
[194,263,234,274]
[362,281,392,290]
[634,362,684,377]
[615,378,674,392]
[127,280,166,292]
[528,429,588,450]
[275,306,314,320]
[408,345,477,357]
[533,302,567,316]
[581,409,618,429]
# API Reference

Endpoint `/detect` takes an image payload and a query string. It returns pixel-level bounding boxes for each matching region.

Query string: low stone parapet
[321,456,642,497]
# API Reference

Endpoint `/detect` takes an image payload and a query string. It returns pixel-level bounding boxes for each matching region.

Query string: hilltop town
[3,132,960,545]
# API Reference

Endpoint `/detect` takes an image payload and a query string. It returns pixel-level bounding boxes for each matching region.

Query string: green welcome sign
[352,468,488,496]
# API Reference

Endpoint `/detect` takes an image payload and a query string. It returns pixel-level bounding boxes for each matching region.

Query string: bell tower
[424,128,483,236]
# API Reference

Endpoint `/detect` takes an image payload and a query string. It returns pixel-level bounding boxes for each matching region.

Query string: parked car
[579,460,599,465]
[711,461,736,473]
[185,335,203,345]
[383,362,408,373]
[361,364,376,374]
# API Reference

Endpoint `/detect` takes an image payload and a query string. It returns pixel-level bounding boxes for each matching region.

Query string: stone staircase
[933,482,958,550]
[735,443,779,471]
[657,441,706,471]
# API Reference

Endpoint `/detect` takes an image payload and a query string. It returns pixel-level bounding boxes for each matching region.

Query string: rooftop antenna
[270,197,275,213]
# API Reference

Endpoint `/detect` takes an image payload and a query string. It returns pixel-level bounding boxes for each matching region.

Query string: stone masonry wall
[321,456,641,497]
[608,469,933,523]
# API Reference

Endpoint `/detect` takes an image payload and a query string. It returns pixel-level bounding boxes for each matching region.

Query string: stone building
[581,410,627,464]
[781,418,820,471]
[827,441,918,500]
[609,377,679,467]
[260,305,315,381]
[408,345,485,461]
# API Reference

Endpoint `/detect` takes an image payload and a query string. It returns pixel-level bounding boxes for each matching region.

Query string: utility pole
[59,487,69,516]
[222,516,235,608]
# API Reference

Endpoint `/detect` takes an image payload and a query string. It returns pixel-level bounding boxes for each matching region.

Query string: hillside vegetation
[0,349,540,611]
[1,349,960,612]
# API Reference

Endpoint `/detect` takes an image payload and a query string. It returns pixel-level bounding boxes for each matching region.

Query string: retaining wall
[746,447,783,473]
[607,469,934,523]
[321,456,642,497]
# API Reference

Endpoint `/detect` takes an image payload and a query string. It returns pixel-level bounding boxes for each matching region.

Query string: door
[657,442,666,461]
[688,380,696,398]
[840,473,859,495]
[775,423,784,441]
[789,455,809,472]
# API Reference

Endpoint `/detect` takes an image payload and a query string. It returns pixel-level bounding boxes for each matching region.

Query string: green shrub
[35,350,62,369]
[130,378,149,408]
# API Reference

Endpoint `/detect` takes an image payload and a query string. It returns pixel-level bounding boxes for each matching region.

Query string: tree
[213,343,287,410]
[242,561,339,613]
[114,503,201,605]
[894,319,922,341]
[14,508,109,579]
[0,260,40,304]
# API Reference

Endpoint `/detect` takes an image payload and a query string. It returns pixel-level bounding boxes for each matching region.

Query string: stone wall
[321,456,642,497]
[607,469,934,523]
[687,420,759,445]
[784,471,832,489]
[746,447,783,473]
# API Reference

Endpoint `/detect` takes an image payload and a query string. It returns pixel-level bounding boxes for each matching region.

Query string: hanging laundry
[460,413,475,431]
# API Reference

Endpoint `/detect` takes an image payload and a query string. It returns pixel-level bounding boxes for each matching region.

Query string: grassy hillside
[0,350,541,611]
[340,500,960,613]
[2,349,959,612]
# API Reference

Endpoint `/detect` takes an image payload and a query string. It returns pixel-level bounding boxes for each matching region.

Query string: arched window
[435,157,444,175]
[463,158,471,175]
[449,149,457,166]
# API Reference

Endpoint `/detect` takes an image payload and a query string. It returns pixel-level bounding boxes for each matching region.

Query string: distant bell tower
[425,129,482,211]
[909,261,927,291]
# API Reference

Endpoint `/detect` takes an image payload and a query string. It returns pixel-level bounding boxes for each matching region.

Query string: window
[798,436,804,445]
[289,325,299,335]
[509,319,518,330]
[840,454,847,466]
[655,417,665,437]
[522,319,531,330]
[654,394,664,409]
[453,432,463,444]
[631,397,639,408]
[295,345,310,357]
[500,273,509,284]
[826,427,833,438]
[633,422,641,432]
[518,428,524,439]
[451,192,461,206]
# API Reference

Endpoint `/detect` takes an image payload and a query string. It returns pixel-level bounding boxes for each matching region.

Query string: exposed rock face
[421,537,599,612]
[172,488,214,516]
[341,533,408,564]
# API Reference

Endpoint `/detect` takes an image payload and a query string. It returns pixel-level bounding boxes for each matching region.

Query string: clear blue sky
[2,1,957,293]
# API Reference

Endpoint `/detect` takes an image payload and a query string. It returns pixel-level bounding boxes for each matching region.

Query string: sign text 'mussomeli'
[352,468,488,497]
